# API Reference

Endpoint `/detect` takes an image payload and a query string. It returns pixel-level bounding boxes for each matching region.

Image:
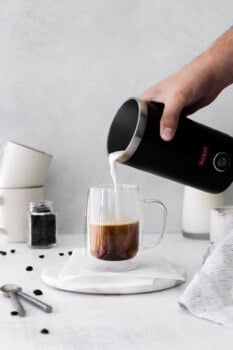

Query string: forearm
[201,26,233,90]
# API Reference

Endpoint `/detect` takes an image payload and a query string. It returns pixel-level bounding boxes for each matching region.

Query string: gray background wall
[0,0,233,234]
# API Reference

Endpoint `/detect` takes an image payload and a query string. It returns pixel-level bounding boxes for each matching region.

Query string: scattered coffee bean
[10,249,15,253]
[59,252,64,256]
[25,266,33,271]
[33,289,43,296]
[40,328,49,334]
[11,311,18,316]
[0,251,7,255]
[68,251,73,256]
[39,255,45,258]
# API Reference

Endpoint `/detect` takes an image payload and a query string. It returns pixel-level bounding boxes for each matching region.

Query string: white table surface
[0,233,232,350]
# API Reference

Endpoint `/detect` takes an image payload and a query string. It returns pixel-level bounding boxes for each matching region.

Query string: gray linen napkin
[179,230,233,328]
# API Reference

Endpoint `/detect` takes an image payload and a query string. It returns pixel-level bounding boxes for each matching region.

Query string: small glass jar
[28,200,57,248]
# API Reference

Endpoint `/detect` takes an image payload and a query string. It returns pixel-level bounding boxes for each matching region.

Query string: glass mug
[86,184,167,272]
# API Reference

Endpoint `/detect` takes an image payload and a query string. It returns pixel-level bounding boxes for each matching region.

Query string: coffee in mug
[86,185,167,272]
[89,221,139,261]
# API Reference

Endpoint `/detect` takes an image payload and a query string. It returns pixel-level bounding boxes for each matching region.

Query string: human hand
[139,56,222,141]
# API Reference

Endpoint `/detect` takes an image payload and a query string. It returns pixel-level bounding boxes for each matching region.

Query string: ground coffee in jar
[28,201,57,248]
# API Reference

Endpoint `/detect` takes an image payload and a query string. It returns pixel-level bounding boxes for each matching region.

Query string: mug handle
[142,199,167,249]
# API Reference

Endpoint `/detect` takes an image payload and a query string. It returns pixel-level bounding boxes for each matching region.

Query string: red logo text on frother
[198,144,210,167]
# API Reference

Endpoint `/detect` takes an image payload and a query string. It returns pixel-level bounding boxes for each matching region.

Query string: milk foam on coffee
[108,151,124,188]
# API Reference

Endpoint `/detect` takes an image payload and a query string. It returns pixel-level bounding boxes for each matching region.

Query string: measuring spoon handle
[18,291,52,313]
[10,292,26,317]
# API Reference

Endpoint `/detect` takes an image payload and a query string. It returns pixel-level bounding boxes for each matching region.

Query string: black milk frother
[107,97,233,193]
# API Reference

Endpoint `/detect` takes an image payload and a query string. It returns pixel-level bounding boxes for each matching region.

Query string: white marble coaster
[41,248,185,295]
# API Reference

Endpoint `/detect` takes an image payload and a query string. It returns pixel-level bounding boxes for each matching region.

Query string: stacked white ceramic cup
[0,142,52,243]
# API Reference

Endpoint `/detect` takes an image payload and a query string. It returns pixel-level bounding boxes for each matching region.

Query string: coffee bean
[39,255,45,258]
[25,266,33,271]
[40,328,49,334]
[11,311,18,316]
[33,289,43,296]
[59,252,64,256]
[68,251,73,256]
[10,249,16,253]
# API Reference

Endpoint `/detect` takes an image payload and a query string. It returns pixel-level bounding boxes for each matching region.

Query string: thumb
[160,98,185,141]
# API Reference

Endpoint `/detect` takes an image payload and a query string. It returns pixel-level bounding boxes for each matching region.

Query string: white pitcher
[182,186,224,239]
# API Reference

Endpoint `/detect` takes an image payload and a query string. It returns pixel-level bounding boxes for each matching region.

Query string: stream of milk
[108,151,124,220]
[108,151,124,189]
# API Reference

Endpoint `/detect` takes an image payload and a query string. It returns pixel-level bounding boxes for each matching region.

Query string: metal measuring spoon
[10,284,52,313]
[0,284,26,317]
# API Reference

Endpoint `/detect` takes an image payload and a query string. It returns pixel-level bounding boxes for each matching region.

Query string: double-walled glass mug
[86,184,167,272]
